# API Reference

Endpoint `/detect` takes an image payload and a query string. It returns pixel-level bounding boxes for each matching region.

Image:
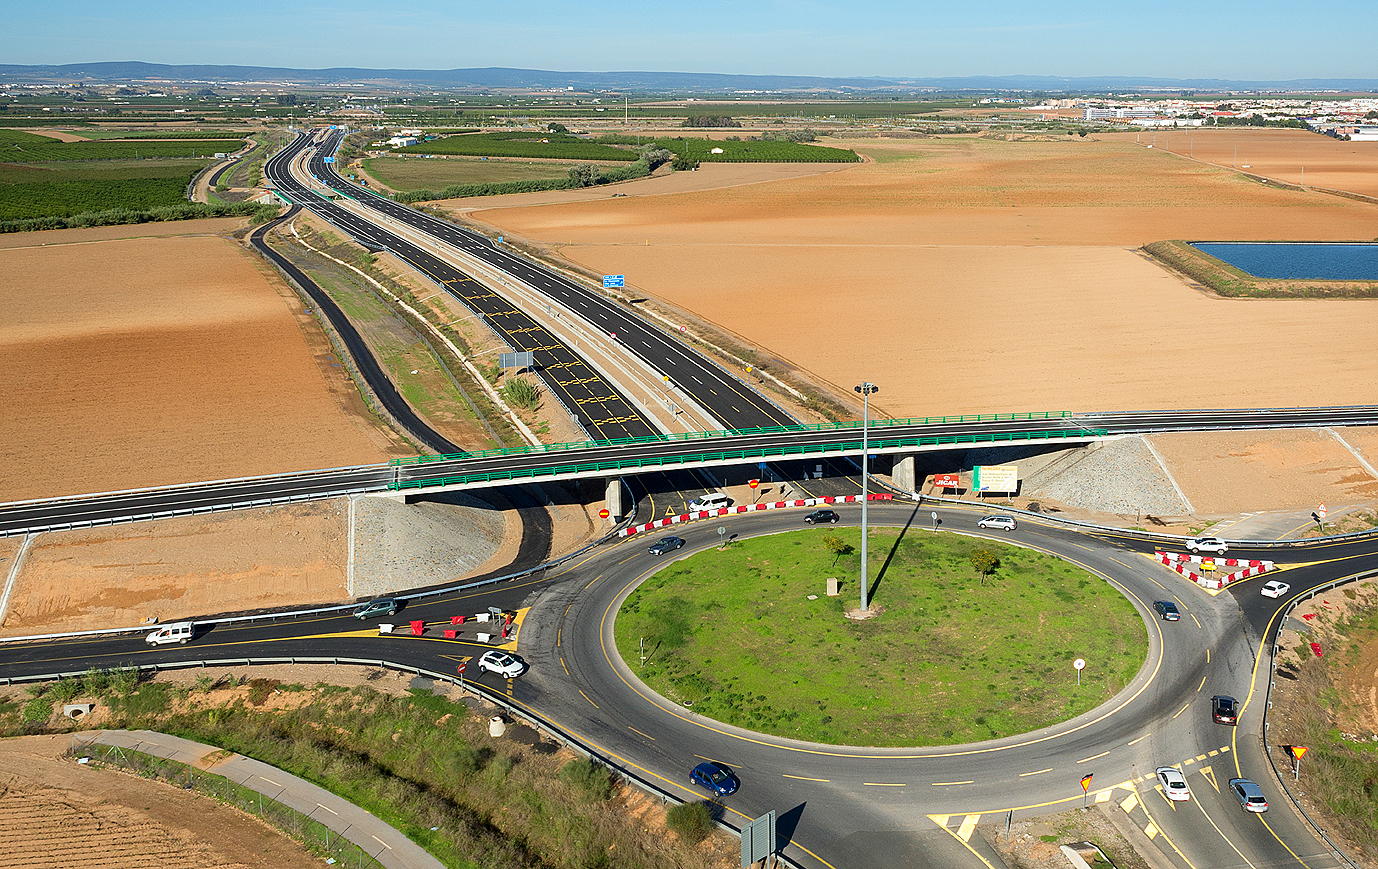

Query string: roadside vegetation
[615,527,1145,747]
[0,673,735,869]
[0,129,244,161]
[1145,240,1378,299]
[1270,581,1378,865]
[0,199,277,233]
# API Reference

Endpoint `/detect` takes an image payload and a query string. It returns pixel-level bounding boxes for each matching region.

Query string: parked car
[977,515,1017,532]
[145,622,194,646]
[353,598,400,619]
[689,492,730,512]
[1212,695,1239,725]
[478,650,527,679]
[690,761,739,797]
[1153,601,1181,621]
[1260,580,1291,599]
[1156,766,1191,801]
[1185,536,1228,554]
[804,510,839,525]
[1229,778,1268,812]
[648,536,686,556]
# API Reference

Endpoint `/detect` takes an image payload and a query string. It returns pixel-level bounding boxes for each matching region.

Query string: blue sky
[7,0,1373,80]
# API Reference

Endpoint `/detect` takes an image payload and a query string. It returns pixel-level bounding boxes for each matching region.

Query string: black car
[1153,600,1181,621]
[647,536,686,556]
[1212,694,1239,725]
[804,510,839,525]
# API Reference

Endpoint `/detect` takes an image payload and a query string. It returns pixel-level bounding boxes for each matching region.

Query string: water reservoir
[1191,243,1378,280]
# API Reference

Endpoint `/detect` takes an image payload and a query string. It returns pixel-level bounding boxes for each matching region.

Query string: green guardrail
[389,411,1074,468]
[389,426,1106,491]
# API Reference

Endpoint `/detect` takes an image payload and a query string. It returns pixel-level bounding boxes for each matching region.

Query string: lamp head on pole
[854,382,878,396]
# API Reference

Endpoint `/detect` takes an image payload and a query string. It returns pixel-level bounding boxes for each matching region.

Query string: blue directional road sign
[323,157,335,164]
[602,275,625,289]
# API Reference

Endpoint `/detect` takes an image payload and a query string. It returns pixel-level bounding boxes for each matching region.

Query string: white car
[977,515,1017,532]
[1185,536,1228,554]
[1156,766,1191,802]
[1260,580,1291,599]
[145,621,194,645]
[478,650,527,679]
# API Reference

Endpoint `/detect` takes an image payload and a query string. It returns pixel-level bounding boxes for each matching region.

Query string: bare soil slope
[0,225,404,501]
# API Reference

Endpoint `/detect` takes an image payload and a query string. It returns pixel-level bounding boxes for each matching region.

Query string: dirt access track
[467,129,1378,418]
[0,219,406,502]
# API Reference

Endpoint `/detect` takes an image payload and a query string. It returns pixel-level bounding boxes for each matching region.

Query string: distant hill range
[2,62,1375,93]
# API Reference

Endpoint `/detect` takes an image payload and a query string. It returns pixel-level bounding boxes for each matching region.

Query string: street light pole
[855,382,879,612]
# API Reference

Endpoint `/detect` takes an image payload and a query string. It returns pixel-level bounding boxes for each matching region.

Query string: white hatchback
[1186,536,1228,554]
[1260,580,1291,599]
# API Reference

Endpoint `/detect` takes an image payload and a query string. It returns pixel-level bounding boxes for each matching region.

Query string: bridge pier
[891,454,917,494]
[605,478,625,520]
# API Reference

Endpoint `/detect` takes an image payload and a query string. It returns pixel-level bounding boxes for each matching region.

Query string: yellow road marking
[782,774,830,782]
[956,815,980,842]
[1198,675,1207,692]
[1199,765,1219,792]
[1120,793,1139,813]
[1078,751,1109,764]
[1127,734,1150,746]
[930,780,972,786]
[1019,768,1052,777]
[1172,702,1190,719]
[1191,612,1202,629]
[1144,822,1158,839]
[628,726,655,741]
[864,782,907,787]
[578,689,598,708]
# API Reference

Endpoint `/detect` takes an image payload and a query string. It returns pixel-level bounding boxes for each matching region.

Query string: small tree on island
[970,548,999,585]
[822,534,854,567]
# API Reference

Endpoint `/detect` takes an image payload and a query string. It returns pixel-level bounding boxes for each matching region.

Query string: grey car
[648,536,686,556]
[1229,778,1268,812]
[353,598,400,619]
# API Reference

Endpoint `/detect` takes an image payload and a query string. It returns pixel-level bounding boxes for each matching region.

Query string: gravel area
[352,492,509,598]
[1024,436,1190,516]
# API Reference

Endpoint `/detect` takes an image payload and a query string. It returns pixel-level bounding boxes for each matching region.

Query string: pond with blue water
[1191,242,1378,280]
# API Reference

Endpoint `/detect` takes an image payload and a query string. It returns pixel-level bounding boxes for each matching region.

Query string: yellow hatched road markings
[1144,822,1159,839]
[1199,765,1220,793]
[956,815,980,842]
[1120,793,1139,813]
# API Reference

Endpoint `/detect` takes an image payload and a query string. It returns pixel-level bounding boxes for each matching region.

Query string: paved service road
[3,503,1371,869]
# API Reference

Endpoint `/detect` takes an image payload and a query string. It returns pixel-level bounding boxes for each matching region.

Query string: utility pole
[854,382,879,612]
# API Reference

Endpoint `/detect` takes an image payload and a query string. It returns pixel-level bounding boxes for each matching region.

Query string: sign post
[749,479,760,503]
[602,275,625,290]
[599,508,610,525]
[931,511,938,532]
[1080,773,1094,808]
[1074,658,1086,686]
[1290,745,1308,781]
[741,811,776,869]
[718,526,726,549]
[457,662,466,691]
[1318,503,1327,534]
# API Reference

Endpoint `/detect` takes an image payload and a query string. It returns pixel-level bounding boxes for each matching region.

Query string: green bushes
[0,200,279,234]
[666,801,715,844]
[558,757,614,802]
[501,377,541,411]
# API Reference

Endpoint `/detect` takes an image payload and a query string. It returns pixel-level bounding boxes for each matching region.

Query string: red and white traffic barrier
[1154,551,1274,590]
[618,493,893,538]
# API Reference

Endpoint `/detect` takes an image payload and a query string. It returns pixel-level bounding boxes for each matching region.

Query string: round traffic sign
[679,325,687,333]
[599,508,610,519]
[718,527,726,536]
[1073,658,1086,671]
[748,479,760,489]
[457,663,467,675]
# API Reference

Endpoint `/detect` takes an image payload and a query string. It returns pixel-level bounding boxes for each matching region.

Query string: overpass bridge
[5,405,1377,539]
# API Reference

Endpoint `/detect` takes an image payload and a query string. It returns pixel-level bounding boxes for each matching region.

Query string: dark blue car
[690,761,739,797]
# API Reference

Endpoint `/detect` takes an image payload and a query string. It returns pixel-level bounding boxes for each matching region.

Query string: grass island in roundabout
[614,526,1147,747]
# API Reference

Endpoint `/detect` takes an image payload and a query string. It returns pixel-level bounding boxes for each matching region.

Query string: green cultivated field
[651,137,859,163]
[615,528,1146,747]
[363,156,589,191]
[0,129,243,162]
[394,131,638,162]
[0,158,208,221]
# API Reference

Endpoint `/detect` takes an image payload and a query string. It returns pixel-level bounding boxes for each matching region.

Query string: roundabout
[510,499,1362,869]
[612,526,1147,747]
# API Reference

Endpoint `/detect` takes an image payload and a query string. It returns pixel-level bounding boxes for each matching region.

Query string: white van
[689,492,731,512]
[145,622,194,646]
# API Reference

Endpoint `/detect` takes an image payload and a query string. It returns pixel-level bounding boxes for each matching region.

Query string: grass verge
[615,527,1146,747]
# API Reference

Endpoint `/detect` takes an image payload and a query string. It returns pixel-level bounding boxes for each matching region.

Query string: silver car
[1229,778,1268,812]
[977,515,1017,532]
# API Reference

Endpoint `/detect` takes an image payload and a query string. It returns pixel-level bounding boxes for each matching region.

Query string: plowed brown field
[0,224,404,501]
[472,131,1378,418]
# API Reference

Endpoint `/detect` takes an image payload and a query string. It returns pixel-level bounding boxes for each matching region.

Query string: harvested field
[0,734,311,869]
[470,132,1378,418]
[0,223,407,501]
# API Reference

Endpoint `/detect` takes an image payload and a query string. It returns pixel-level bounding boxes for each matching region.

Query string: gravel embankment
[1024,435,1190,516]
[352,493,506,598]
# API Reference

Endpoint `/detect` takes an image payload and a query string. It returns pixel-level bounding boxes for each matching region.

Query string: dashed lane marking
[783,774,830,782]
[1077,751,1109,764]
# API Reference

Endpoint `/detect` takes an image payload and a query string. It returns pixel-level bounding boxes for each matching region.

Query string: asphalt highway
[4,503,1372,869]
